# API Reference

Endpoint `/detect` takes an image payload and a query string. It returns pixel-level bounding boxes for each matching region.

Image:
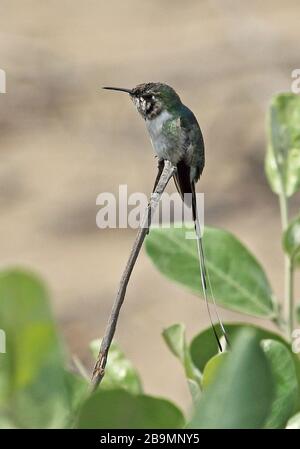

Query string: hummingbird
[103,82,229,350]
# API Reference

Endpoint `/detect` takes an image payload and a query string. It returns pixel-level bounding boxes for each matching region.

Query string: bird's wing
[179,108,205,182]
[173,108,205,203]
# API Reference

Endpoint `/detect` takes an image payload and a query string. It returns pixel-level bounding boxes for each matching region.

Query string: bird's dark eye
[142,94,152,100]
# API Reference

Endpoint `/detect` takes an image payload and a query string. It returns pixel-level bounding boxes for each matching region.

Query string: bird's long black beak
[102,86,133,94]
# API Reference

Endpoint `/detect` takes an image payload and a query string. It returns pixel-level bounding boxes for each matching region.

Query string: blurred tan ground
[0,0,299,410]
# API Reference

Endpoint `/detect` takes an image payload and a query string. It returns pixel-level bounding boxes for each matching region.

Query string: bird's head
[103,82,182,119]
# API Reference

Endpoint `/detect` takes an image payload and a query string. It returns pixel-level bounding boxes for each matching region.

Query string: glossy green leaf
[286,412,300,429]
[90,340,142,394]
[190,322,287,373]
[265,93,300,197]
[201,353,228,389]
[77,389,185,429]
[189,330,274,429]
[162,324,201,388]
[261,339,298,429]
[283,214,300,265]
[146,226,275,317]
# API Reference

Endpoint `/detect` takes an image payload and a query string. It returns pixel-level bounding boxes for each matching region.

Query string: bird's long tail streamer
[191,183,230,351]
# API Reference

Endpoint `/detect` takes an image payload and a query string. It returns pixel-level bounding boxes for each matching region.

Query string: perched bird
[104,83,204,204]
[103,83,228,350]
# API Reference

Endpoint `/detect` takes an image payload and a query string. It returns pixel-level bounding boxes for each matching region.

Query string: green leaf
[146,226,275,317]
[162,324,201,387]
[189,330,274,429]
[296,305,300,324]
[0,269,72,428]
[265,93,300,197]
[0,269,64,396]
[283,214,300,265]
[190,323,287,373]
[198,338,299,427]
[201,353,228,389]
[261,339,298,428]
[162,323,186,360]
[90,340,142,394]
[0,416,17,429]
[187,379,201,403]
[64,371,88,416]
[77,390,185,429]
[3,370,88,429]
[286,412,300,429]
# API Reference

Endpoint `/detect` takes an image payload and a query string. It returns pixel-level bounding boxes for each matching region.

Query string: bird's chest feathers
[146,110,172,137]
[146,110,175,159]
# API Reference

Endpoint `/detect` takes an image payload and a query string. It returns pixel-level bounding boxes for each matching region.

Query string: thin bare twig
[91,160,176,391]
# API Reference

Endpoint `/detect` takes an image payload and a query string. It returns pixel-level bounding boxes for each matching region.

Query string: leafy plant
[77,390,185,429]
[146,226,276,317]
[145,92,300,427]
[0,93,299,429]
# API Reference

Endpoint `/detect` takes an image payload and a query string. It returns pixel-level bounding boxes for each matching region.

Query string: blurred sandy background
[0,0,299,410]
